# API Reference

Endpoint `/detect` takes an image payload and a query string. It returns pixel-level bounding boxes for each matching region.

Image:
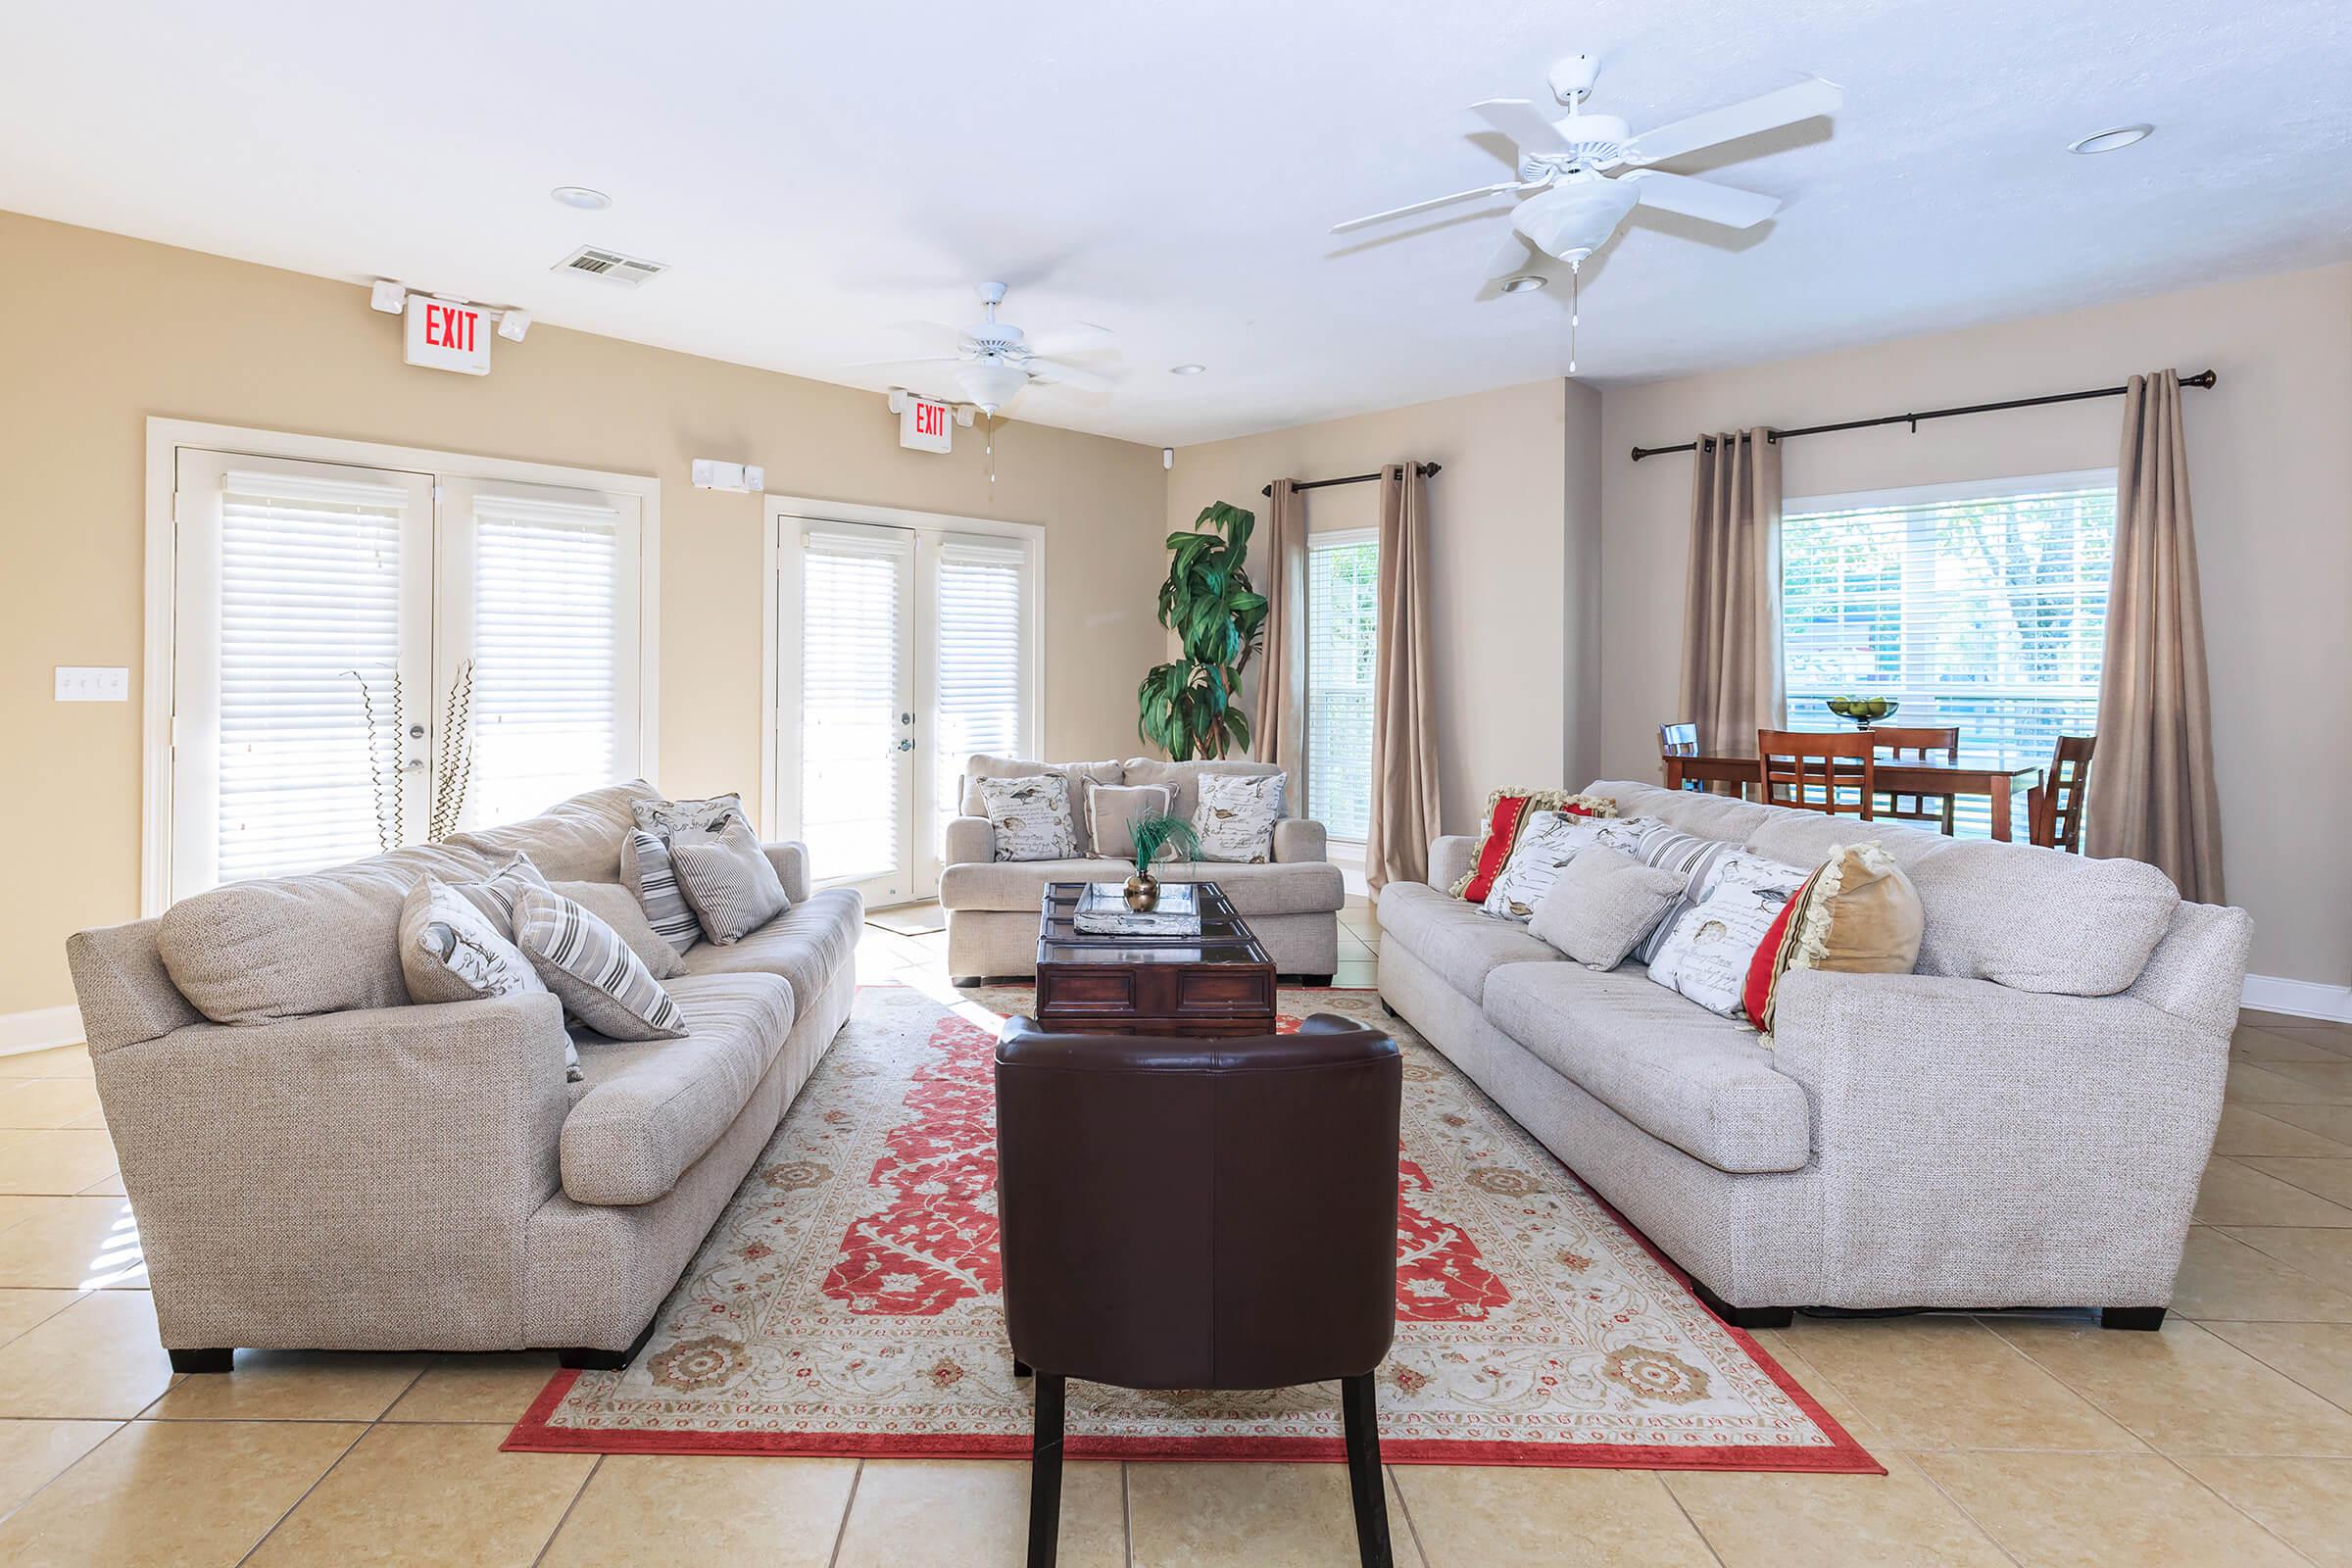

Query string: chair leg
[1027,1372,1065,1568]
[1340,1372,1394,1568]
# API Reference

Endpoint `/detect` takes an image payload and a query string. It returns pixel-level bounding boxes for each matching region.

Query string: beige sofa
[66,782,861,1371]
[938,756,1345,982]
[1377,780,2252,1331]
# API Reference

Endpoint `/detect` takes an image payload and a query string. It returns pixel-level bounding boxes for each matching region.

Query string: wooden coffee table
[1032,881,1277,1037]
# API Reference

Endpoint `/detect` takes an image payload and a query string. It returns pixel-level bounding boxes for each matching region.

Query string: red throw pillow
[1452,789,1614,903]
[1742,872,1817,1026]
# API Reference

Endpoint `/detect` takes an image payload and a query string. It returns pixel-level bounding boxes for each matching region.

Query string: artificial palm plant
[1120,806,1201,910]
[1137,501,1268,760]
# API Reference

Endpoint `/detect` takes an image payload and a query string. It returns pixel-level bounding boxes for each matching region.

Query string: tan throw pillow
[667,815,791,945]
[978,773,1080,861]
[1746,842,1925,1039]
[513,886,687,1042]
[1088,783,1174,861]
[1192,771,1284,863]
[552,881,687,979]
[1530,848,1687,970]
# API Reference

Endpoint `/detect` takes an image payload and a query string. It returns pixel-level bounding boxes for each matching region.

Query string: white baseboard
[2241,974,2352,1024]
[0,1005,85,1056]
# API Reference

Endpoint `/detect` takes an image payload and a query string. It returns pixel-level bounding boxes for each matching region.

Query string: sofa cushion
[1087,783,1173,861]
[514,886,688,1043]
[677,888,864,1002]
[563,971,797,1205]
[156,841,494,1024]
[552,880,687,979]
[938,858,1344,917]
[1907,841,2180,996]
[961,758,1123,854]
[1119,758,1288,824]
[1591,780,1779,846]
[1529,848,1685,970]
[1373,882,1563,1003]
[1483,963,1812,1174]
[446,780,657,882]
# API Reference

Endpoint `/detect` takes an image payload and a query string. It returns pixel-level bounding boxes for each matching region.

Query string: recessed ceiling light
[2067,124,2153,155]
[551,185,612,210]
[1169,364,1206,375]
[1500,274,1549,294]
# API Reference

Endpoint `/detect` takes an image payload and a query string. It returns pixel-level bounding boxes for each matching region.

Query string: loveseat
[65,782,862,1369]
[938,755,1345,982]
[1376,779,2252,1328]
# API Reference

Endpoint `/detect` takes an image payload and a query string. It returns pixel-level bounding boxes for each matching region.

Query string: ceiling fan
[1333,54,1840,364]
[848,282,1115,415]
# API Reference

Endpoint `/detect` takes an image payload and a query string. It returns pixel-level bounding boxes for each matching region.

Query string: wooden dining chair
[1757,729,1876,819]
[1659,721,1702,792]
[1868,725,1962,835]
[2028,734,2096,852]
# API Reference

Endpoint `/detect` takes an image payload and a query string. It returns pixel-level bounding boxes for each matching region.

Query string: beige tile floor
[2,898,2350,1564]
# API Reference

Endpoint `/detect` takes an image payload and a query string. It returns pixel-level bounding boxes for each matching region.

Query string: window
[1306,529,1379,842]
[1781,470,2116,836]
[932,541,1031,857]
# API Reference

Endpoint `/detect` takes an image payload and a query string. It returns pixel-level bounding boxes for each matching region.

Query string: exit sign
[900,395,953,453]
[405,297,491,375]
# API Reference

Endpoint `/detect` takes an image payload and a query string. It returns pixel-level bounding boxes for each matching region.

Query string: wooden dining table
[1661,749,2044,842]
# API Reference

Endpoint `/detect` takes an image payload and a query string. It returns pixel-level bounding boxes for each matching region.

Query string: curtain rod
[1260,461,1442,498]
[1627,368,2218,463]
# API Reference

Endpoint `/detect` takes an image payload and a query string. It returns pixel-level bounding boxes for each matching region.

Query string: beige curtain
[1367,464,1440,890]
[2085,370,2225,901]
[1250,478,1308,784]
[1676,429,1787,757]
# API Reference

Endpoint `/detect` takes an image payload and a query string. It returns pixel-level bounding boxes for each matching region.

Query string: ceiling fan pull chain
[1569,260,1580,374]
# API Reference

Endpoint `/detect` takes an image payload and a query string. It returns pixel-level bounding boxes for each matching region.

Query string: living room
[3,3,2351,1564]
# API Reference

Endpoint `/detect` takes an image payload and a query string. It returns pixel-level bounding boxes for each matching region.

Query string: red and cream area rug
[506,984,1876,1472]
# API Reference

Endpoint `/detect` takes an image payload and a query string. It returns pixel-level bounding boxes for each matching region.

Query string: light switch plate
[56,666,129,702]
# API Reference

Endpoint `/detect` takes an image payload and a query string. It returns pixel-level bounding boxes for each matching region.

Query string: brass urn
[1122,871,1160,911]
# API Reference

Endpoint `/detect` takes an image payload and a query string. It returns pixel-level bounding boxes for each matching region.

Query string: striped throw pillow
[1628,824,1744,966]
[513,886,687,1042]
[451,853,552,939]
[668,814,791,945]
[622,829,703,951]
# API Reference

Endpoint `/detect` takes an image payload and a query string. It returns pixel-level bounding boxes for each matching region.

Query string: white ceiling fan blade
[1022,358,1110,395]
[1332,179,1539,234]
[1471,98,1570,152]
[1483,227,1540,278]
[839,354,967,370]
[1622,171,1783,228]
[1620,76,1843,166]
[1026,322,1116,359]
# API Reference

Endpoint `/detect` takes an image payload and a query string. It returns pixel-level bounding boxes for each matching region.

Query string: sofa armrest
[92,992,572,1349]
[1272,817,1327,864]
[944,814,995,867]
[1428,835,1475,892]
[1769,969,2228,1305]
[761,841,812,904]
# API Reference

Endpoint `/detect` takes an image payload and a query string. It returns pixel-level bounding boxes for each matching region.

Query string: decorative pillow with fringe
[1744,842,1925,1039]
[1451,788,1618,902]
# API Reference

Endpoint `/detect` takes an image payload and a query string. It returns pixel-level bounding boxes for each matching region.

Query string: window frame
[1304,524,1381,847]
[142,417,662,915]
[1779,466,2117,814]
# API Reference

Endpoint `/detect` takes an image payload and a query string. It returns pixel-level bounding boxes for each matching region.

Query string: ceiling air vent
[552,245,667,287]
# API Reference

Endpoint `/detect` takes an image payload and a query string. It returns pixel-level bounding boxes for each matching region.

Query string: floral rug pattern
[506,985,1875,1470]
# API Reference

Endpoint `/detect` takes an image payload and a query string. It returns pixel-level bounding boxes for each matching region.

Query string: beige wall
[1168,379,1604,840]
[1600,264,2352,987]
[0,211,1169,1017]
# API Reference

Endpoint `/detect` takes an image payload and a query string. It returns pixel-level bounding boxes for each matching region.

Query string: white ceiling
[4,1,2347,444]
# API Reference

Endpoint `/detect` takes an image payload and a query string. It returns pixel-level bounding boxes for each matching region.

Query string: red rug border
[503,984,1884,1476]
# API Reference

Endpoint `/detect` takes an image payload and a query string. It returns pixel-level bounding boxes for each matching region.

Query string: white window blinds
[462,492,627,829]
[213,469,413,883]
[800,532,909,882]
[933,542,1029,848]
[1306,531,1379,842]
[1782,472,2116,836]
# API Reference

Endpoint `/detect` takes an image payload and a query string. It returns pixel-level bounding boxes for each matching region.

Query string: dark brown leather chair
[995,1014,1402,1568]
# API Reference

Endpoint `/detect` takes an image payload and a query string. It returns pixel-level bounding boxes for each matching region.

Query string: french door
[775,512,1038,907]
[169,448,645,899]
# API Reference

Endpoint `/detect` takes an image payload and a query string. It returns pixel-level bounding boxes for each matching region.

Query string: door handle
[895,738,916,753]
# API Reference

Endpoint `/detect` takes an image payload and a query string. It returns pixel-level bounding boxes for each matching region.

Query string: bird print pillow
[978,773,1079,861]
[1191,771,1286,862]
[1643,852,1811,1017]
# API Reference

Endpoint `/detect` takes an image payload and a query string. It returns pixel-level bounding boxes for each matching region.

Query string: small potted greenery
[1123,807,1201,911]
